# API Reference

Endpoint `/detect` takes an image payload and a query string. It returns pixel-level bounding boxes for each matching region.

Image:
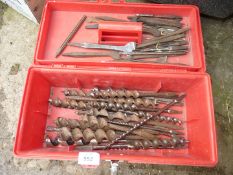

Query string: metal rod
[62,51,120,60]
[107,120,183,135]
[137,28,189,49]
[55,15,87,57]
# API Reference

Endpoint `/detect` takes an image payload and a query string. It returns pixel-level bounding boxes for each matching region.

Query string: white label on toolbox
[78,152,100,166]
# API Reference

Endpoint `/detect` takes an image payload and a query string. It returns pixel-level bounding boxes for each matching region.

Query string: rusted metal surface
[105,94,186,149]
[55,15,87,57]
[46,88,187,150]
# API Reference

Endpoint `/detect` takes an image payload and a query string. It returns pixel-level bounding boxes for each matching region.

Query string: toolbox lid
[34,0,206,72]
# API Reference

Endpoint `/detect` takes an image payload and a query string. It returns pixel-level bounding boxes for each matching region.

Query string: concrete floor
[0,2,232,175]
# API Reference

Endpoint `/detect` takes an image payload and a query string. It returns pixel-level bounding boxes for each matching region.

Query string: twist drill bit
[105,93,186,149]
[92,101,181,114]
[95,129,108,143]
[76,137,188,150]
[46,126,154,145]
[54,114,183,132]
[63,89,86,96]
[63,88,179,99]
[110,112,140,122]
[107,120,183,136]
[51,118,160,140]
[79,109,183,125]
[108,123,156,140]
[48,98,181,114]
[136,111,183,125]
[63,89,184,106]
[45,133,188,149]
[66,96,156,108]
[56,112,183,129]
[65,96,182,108]
[90,88,179,99]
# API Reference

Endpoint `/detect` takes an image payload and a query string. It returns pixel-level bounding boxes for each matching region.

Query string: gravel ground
[0,2,232,175]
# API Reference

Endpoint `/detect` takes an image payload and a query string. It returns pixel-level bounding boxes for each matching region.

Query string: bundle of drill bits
[127,14,189,63]
[46,87,188,150]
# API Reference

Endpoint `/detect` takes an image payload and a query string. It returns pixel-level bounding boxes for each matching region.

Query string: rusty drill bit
[136,14,182,20]
[75,137,188,150]
[137,27,189,49]
[46,126,155,146]
[51,115,183,132]
[107,120,183,136]
[66,96,157,108]
[59,127,75,145]
[128,16,182,28]
[90,88,179,99]
[63,88,179,99]
[105,93,186,149]
[67,93,184,106]
[49,98,182,114]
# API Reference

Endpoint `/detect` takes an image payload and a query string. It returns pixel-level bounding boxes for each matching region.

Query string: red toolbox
[14,0,218,167]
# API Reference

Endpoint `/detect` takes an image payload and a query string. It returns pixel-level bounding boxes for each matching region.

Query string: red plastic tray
[14,67,217,166]
[14,0,217,167]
